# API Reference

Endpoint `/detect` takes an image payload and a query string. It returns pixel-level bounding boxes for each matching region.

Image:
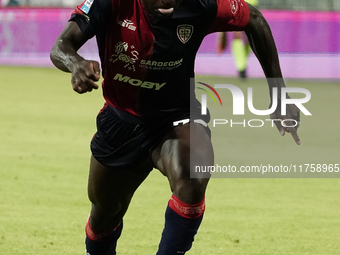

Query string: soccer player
[216,0,259,78]
[50,0,300,254]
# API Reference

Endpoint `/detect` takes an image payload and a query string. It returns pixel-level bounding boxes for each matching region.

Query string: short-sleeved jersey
[71,0,249,119]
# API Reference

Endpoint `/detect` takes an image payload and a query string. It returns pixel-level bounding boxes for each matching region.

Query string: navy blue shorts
[90,104,210,172]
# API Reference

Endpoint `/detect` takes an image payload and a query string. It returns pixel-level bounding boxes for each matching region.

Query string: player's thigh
[88,155,150,213]
[151,123,213,202]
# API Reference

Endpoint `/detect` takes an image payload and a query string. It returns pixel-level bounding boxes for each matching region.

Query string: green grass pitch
[0,66,339,254]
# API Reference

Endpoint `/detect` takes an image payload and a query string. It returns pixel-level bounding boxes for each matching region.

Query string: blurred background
[0,1,339,254]
[262,0,340,11]
[0,0,339,79]
[1,0,340,10]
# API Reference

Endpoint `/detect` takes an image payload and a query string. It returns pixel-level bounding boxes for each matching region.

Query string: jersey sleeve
[209,0,250,33]
[69,0,112,39]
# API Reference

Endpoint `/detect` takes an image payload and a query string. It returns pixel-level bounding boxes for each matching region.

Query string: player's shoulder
[77,0,112,15]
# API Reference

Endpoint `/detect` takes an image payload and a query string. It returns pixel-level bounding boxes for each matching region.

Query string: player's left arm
[244,3,301,145]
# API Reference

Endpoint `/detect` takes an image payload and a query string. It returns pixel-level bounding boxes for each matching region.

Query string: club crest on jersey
[80,0,94,14]
[109,41,139,72]
[177,25,193,44]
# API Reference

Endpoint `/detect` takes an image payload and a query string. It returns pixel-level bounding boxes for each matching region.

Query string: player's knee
[168,141,212,203]
[92,201,123,218]
[89,191,131,218]
[89,203,123,234]
[88,192,120,215]
[172,177,209,204]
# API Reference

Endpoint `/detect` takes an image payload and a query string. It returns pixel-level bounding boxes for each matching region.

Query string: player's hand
[70,60,100,94]
[270,103,301,145]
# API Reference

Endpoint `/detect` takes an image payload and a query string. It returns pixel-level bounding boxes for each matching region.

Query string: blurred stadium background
[1,0,340,10]
[0,0,339,78]
[1,1,339,254]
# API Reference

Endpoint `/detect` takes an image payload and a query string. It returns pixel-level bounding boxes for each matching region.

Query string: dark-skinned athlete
[50,0,300,254]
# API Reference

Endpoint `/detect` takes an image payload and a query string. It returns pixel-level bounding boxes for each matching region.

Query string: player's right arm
[210,0,300,145]
[243,4,301,145]
[50,21,100,94]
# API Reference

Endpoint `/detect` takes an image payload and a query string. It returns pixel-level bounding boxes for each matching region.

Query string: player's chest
[106,11,207,70]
